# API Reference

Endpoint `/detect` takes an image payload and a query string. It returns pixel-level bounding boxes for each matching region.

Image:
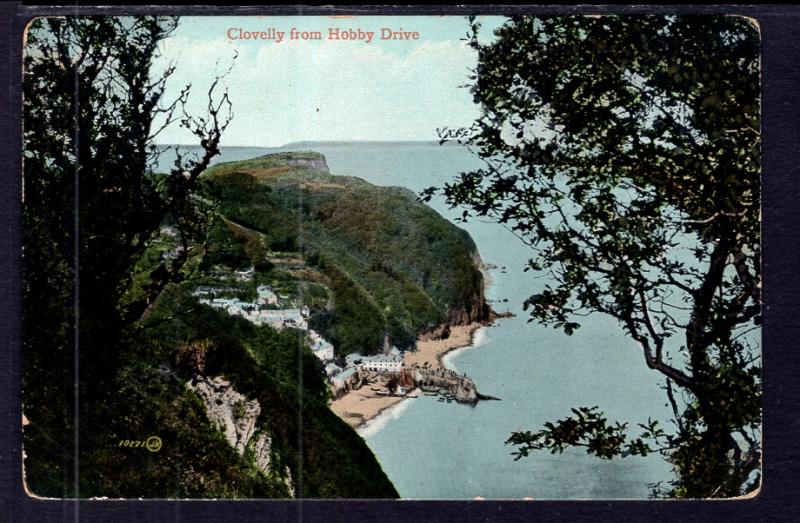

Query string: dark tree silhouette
[22,16,232,496]
[424,15,761,498]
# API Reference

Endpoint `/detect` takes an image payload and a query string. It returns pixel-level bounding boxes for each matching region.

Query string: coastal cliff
[284,155,329,172]
[186,374,295,496]
[203,151,492,354]
[133,286,400,498]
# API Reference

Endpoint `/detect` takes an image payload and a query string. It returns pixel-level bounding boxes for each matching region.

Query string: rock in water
[453,377,478,403]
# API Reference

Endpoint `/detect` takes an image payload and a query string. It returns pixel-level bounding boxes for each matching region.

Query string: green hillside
[128,284,398,498]
[201,151,489,355]
[23,150,486,499]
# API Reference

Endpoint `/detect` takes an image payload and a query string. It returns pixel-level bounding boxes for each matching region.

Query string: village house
[197,294,308,330]
[308,329,334,362]
[256,285,278,305]
[344,353,363,368]
[359,353,402,373]
[331,367,357,394]
[344,351,403,374]
[325,362,342,377]
[234,267,255,282]
[194,285,343,380]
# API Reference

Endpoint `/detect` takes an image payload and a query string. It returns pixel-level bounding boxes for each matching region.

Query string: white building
[246,308,307,330]
[325,362,342,377]
[198,295,307,330]
[345,353,363,368]
[256,285,278,305]
[234,267,255,282]
[307,330,334,362]
[331,367,357,391]
[357,353,402,374]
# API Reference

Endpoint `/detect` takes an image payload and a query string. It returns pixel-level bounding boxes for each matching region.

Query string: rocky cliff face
[286,156,329,173]
[422,257,494,341]
[186,375,293,494]
[252,431,272,472]
[448,251,496,327]
[187,375,260,454]
[445,274,492,326]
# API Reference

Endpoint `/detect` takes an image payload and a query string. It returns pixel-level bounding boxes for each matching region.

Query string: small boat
[437,397,445,402]
[376,390,390,396]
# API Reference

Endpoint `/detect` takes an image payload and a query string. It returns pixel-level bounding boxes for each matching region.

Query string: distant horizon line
[154,139,454,148]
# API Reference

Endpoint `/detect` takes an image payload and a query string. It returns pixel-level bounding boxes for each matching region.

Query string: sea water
[158,142,676,499]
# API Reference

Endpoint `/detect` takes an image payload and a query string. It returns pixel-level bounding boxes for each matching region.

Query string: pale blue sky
[153,16,506,146]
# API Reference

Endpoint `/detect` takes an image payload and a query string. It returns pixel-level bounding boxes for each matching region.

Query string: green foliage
[205,150,325,173]
[22,15,229,497]
[199,217,274,271]
[80,361,289,498]
[139,285,397,497]
[507,407,663,461]
[431,15,761,498]
[318,263,387,356]
[203,152,487,354]
[22,16,396,499]
[202,220,251,269]
[200,171,298,253]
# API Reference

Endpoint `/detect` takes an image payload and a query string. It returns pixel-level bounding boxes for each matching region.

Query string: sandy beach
[329,322,483,429]
[405,323,483,371]
[330,389,407,429]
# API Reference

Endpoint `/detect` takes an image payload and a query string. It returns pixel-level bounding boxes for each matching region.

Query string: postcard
[21,14,761,500]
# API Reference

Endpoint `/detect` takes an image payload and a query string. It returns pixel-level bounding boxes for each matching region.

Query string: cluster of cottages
[326,345,405,394]
[193,285,310,330]
[193,284,333,363]
[195,279,479,403]
[193,279,410,393]
[308,329,335,362]
[203,265,264,284]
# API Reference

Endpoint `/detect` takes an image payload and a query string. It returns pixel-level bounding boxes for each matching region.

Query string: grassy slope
[202,151,485,355]
[132,285,399,498]
[23,152,406,499]
[63,149,485,498]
